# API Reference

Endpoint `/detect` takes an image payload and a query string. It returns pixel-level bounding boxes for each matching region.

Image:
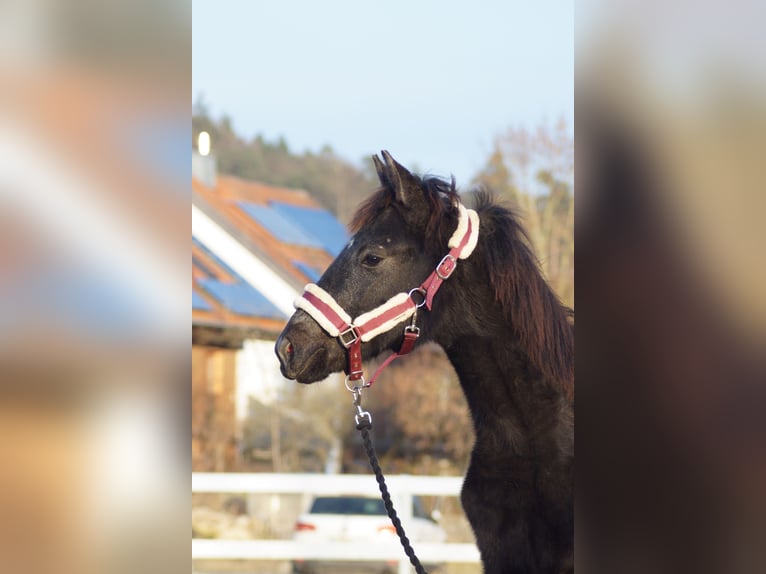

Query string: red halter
[295,203,480,388]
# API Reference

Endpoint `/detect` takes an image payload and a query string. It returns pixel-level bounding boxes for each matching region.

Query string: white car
[292,495,446,574]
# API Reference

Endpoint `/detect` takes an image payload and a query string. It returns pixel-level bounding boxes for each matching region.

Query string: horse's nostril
[276,335,294,367]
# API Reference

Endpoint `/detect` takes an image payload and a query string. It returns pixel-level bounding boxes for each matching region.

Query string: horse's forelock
[349,186,393,235]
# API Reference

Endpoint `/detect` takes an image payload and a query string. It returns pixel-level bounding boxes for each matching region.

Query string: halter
[294,202,480,388]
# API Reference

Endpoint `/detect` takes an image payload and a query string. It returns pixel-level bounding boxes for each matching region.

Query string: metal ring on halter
[345,373,368,391]
[408,287,427,308]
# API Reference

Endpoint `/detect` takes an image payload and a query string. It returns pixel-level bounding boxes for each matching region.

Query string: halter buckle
[339,326,360,348]
[436,254,457,280]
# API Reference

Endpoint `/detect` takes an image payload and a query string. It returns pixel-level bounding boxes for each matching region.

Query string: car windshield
[309,497,387,516]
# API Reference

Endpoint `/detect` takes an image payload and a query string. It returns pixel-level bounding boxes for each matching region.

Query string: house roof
[192,167,348,340]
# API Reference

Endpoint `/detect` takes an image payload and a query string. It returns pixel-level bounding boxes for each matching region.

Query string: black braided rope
[357,420,428,574]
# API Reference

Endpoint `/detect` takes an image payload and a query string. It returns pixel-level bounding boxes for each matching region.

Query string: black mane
[472,190,574,400]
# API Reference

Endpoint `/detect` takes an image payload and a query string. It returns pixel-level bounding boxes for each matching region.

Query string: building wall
[236,338,288,416]
[192,345,238,471]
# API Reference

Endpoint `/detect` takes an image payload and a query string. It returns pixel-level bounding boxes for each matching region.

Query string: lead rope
[352,387,428,574]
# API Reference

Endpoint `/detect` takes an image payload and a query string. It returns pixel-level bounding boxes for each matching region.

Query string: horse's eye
[362,254,383,267]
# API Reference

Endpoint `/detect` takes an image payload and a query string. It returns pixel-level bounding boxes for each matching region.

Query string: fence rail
[192,539,481,562]
[193,472,465,495]
[192,472,480,574]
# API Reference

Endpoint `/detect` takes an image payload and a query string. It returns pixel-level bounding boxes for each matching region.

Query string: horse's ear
[380,150,422,208]
[372,154,390,188]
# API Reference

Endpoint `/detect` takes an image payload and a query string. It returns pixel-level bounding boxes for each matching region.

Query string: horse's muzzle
[275,332,320,381]
[275,312,339,383]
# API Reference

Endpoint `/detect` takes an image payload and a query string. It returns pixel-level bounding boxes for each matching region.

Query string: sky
[193,0,573,187]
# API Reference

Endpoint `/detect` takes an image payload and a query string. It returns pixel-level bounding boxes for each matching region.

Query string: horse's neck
[427,248,573,456]
[440,331,570,459]
[442,334,522,414]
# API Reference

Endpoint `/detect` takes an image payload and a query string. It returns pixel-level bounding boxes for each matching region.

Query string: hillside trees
[193,104,375,223]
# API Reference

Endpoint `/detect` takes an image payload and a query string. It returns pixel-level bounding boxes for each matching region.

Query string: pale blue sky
[193,0,573,187]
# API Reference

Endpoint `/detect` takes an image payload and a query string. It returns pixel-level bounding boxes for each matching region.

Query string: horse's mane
[350,176,573,399]
[472,191,574,400]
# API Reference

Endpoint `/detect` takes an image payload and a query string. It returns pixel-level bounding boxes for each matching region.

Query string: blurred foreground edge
[0,1,189,574]
[576,16,766,573]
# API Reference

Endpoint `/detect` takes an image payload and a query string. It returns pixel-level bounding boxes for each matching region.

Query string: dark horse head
[275,151,463,383]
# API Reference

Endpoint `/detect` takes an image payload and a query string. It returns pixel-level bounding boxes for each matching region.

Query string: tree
[240,376,349,473]
[473,119,574,307]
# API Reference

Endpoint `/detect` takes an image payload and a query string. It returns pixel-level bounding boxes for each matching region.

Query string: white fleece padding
[448,205,480,259]
[460,209,480,258]
[294,298,342,337]
[353,292,416,342]
[293,283,351,337]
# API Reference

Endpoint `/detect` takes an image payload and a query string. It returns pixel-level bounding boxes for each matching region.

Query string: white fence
[192,472,480,574]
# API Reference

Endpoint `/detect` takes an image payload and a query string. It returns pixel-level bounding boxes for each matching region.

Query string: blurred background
[577,1,766,572]
[0,1,189,573]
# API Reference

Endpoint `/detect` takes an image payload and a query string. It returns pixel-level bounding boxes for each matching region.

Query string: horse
[275,151,574,574]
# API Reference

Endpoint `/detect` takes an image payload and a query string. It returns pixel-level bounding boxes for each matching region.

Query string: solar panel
[237,202,325,249]
[192,290,212,311]
[271,202,348,256]
[192,255,216,279]
[198,279,286,319]
[193,236,286,319]
[293,261,322,282]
